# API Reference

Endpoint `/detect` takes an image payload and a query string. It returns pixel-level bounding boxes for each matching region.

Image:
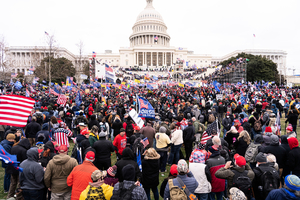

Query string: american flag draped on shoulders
[53,126,73,147]
[57,94,67,106]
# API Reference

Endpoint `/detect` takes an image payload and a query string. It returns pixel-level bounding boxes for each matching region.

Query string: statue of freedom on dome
[146,0,153,3]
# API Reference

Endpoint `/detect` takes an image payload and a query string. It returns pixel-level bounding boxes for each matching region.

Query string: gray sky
[1,0,299,75]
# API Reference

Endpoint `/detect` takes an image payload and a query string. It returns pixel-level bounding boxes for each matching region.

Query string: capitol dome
[129,0,170,48]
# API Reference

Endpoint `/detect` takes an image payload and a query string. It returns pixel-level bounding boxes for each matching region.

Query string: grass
[0,115,299,199]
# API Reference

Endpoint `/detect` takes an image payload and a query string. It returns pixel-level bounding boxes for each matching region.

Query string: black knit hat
[122,164,135,181]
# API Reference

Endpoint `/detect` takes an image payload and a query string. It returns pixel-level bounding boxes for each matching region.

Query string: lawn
[0,116,299,199]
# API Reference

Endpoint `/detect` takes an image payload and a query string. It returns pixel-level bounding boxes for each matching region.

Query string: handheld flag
[137,96,155,119]
[75,90,82,107]
[0,145,23,172]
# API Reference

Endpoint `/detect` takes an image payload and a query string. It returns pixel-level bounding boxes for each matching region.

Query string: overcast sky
[1,0,299,75]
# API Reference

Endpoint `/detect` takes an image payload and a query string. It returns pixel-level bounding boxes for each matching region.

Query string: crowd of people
[1,81,300,200]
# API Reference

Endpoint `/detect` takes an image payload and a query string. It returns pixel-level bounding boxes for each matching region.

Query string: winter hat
[286,125,293,132]
[107,165,117,177]
[266,154,277,163]
[254,134,264,144]
[78,122,86,127]
[58,145,68,153]
[288,137,299,150]
[270,135,279,145]
[91,170,107,182]
[229,187,247,200]
[98,131,107,137]
[122,164,135,181]
[85,151,95,161]
[285,175,300,191]
[120,128,125,132]
[134,126,140,131]
[234,154,246,167]
[177,159,188,174]
[255,152,267,163]
[198,142,206,150]
[170,164,178,176]
[264,126,273,136]
[159,126,167,133]
[6,133,15,141]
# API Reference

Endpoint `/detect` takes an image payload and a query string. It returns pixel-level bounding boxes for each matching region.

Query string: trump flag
[137,96,155,119]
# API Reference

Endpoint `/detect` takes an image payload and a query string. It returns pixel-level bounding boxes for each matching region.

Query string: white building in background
[5,0,287,81]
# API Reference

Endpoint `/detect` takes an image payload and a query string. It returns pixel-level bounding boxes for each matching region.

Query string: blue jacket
[1,140,14,168]
[266,188,300,200]
[164,172,199,200]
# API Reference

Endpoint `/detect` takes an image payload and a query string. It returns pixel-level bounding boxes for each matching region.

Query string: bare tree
[44,32,58,88]
[0,35,11,82]
[76,40,84,84]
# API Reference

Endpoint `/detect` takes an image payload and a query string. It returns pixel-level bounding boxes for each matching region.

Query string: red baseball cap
[170,164,178,176]
[85,151,95,160]
[234,154,246,167]
[58,145,68,153]
[134,126,140,131]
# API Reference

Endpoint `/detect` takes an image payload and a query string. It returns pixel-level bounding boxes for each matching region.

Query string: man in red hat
[67,151,98,200]
[215,153,254,199]
[44,145,78,199]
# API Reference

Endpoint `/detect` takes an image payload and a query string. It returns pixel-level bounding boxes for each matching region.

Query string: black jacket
[141,155,160,188]
[40,141,56,167]
[252,163,280,200]
[7,138,31,175]
[115,148,141,182]
[25,121,41,138]
[92,137,114,161]
[112,120,123,137]
[88,119,100,130]
[287,147,300,176]
[233,137,249,157]
[263,144,287,169]
[183,124,195,142]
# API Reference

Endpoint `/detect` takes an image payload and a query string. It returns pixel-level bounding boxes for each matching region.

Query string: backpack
[100,123,107,133]
[231,169,252,199]
[168,177,198,200]
[199,114,205,124]
[253,117,262,132]
[259,169,279,199]
[245,142,261,163]
[208,114,215,123]
[125,122,134,137]
[110,182,137,200]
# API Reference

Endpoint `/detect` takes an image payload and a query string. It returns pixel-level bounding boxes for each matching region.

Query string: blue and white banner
[137,96,155,119]
[105,64,115,83]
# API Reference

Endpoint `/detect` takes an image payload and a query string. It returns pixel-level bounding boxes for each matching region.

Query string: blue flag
[14,81,23,90]
[213,81,220,92]
[75,91,82,107]
[0,145,23,172]
[137,96,155,119]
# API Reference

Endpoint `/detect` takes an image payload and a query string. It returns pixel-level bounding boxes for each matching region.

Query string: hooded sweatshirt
[44,153,78,193]
[41,141,56,167]
[19,148,45,190]
[287,137,300,176]
[263,135,287,169]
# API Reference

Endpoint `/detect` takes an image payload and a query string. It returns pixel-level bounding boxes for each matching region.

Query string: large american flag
[53,128,73,147]
[50,88,59,96]
[200,131,212,145]
[57,94,67,106]
[0,95,35,127]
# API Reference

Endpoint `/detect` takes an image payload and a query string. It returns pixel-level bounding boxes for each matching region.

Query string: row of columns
[133,52,173,66]
[130,35,169,47]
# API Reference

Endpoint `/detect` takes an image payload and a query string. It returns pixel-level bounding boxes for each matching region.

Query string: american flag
[200,131,212,145]
[29,66,35,71]
[141,137,149,148]
[139,98,148,109]
[53,128,73,147]
[25,89,30,97]
[11,73,18,78]
[0,95,35,127]
[57,94,67,106]
[30,86,35,92]
[50,88,59,96]
[45,31,49,36]
[92,51,96,58]
[253,34,256,37]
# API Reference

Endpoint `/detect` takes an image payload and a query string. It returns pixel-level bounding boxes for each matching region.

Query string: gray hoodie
[19,148,45,190]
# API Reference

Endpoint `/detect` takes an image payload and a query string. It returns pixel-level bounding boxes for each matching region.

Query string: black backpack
[34,112,44,125]
[111,182,137,200]
[259,169,279,199]
[231,169,252,199]
[125,122,134,137]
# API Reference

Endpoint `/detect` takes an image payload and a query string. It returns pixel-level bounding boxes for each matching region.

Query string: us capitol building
[5,0,287,82]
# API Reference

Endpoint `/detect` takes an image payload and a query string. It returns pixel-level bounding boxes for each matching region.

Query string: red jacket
[113,134,127,155]
[67,161,98,200]
[209,164,225,193]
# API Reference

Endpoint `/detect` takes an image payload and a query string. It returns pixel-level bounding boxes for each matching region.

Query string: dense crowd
[1,82,300,200]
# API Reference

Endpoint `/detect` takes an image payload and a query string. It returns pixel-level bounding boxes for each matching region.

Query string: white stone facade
[4,0,287,79]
